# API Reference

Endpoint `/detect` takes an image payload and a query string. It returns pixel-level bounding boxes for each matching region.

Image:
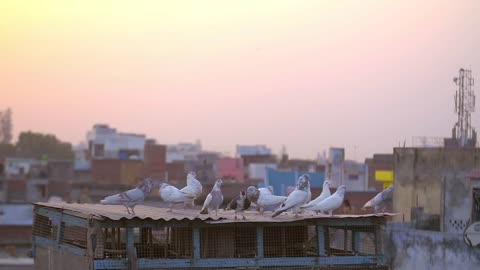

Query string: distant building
[166,141,202,163]
[3,158,41,178]
[327,147,345,188]
[236,145,272,157]
[144,141,167,180]
[393,147,480,233]
[166,161,186,183]
[342,160,368,191]
[0,204,33,247]
[185,152,219,183]
[264,168,325,196]
[325,148,368,191]
[86,124,146,160]
[216,157,244,182]
[364,154,394,191]
[91,159,144,185]
[248,163,277,181]
[278,155,324,173]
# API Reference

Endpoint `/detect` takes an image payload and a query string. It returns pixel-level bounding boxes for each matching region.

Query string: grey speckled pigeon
[199,179,224,216]
[100,178,153,215]
[362,185,394,213]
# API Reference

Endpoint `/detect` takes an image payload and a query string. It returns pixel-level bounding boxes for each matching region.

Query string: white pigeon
[304,177,312,204]
[272,174,311,218]
[180,172,203,208]
[159,183,196,212]
[247,186,287,214]
[301,180,331,212]
[362,185,394,213]
[306,185,346,216]
[199,179,224,216]
[100,178,153,215]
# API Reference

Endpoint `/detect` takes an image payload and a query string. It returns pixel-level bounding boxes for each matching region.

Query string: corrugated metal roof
[206,212,396,224]
[34,202,224,222]
[35,202,395,224]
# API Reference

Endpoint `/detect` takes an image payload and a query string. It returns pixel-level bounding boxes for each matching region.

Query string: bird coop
[32,202,392,270]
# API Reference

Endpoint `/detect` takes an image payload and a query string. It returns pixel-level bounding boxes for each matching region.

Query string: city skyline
[2,1,480,160]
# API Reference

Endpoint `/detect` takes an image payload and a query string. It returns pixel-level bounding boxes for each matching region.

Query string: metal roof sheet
[34,202,224,222]
[34,202,396,224]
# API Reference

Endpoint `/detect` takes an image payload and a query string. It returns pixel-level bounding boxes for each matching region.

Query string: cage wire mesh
[33,211,388,270]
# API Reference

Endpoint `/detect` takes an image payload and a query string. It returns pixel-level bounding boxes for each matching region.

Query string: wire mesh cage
[200,225,257,258]
[264,225,318,257]
[32,203,391,270]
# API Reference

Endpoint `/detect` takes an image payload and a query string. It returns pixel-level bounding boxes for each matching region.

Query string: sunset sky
[1,0,479,160]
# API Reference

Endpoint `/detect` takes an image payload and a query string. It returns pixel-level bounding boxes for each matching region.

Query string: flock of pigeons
[100,172,394,219]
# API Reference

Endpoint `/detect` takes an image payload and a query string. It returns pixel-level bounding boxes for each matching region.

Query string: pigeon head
[336,185,347,196]
[323,180,330,188]
[187,172,197,179]
[246,186,259,202]
[297,174,311,190]
[240,190,247,199]
[139,178,154,193]
[159,182,170,190]
[215,179,223,186]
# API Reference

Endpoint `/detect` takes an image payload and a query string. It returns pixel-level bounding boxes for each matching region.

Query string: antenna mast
[452,68,476,147]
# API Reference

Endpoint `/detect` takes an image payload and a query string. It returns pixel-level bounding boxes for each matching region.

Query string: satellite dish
[464,221,480,247]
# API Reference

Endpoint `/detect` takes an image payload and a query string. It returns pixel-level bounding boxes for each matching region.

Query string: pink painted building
[216,157,244,182]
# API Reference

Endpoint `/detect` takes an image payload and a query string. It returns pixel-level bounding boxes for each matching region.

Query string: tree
[0,108,13,144]
[0,143,15,159]
[15,131,74,160]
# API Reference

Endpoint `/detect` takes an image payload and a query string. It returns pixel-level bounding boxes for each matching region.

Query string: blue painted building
[261,168,326,196]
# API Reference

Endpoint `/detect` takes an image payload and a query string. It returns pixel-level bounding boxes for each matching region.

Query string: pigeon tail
[100,194,121,205]
[272,209,285,217]
[199,208,208,215]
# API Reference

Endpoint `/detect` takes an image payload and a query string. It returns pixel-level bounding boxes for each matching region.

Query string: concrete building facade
[393,147,480,233]
[86,124,146,160]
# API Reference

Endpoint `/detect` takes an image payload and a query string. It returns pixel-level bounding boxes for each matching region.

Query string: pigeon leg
[329,210,333,216]
[167,203,173,212]
[294,212,300,218]
[242,212,246,220]
[131,206,136,215]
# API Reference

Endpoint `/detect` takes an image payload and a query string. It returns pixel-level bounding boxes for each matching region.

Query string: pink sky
[1,1,479,160]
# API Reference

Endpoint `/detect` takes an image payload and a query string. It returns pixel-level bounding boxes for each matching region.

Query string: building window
[348,174,359,180]
[94,144,105,157]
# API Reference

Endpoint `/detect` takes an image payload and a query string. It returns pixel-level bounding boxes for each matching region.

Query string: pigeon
[247,186,287,214]
[180,172,203,208]
[224,190,251,219]
[362,185,394,213]
[306,185,346,216]
[159,183,196,212]
[301,180,331,212]
[100,178,153,215]
[272,174,311,218]
[199,179,224,216]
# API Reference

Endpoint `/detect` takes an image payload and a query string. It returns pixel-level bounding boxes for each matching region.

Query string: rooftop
[34,202,395,224]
